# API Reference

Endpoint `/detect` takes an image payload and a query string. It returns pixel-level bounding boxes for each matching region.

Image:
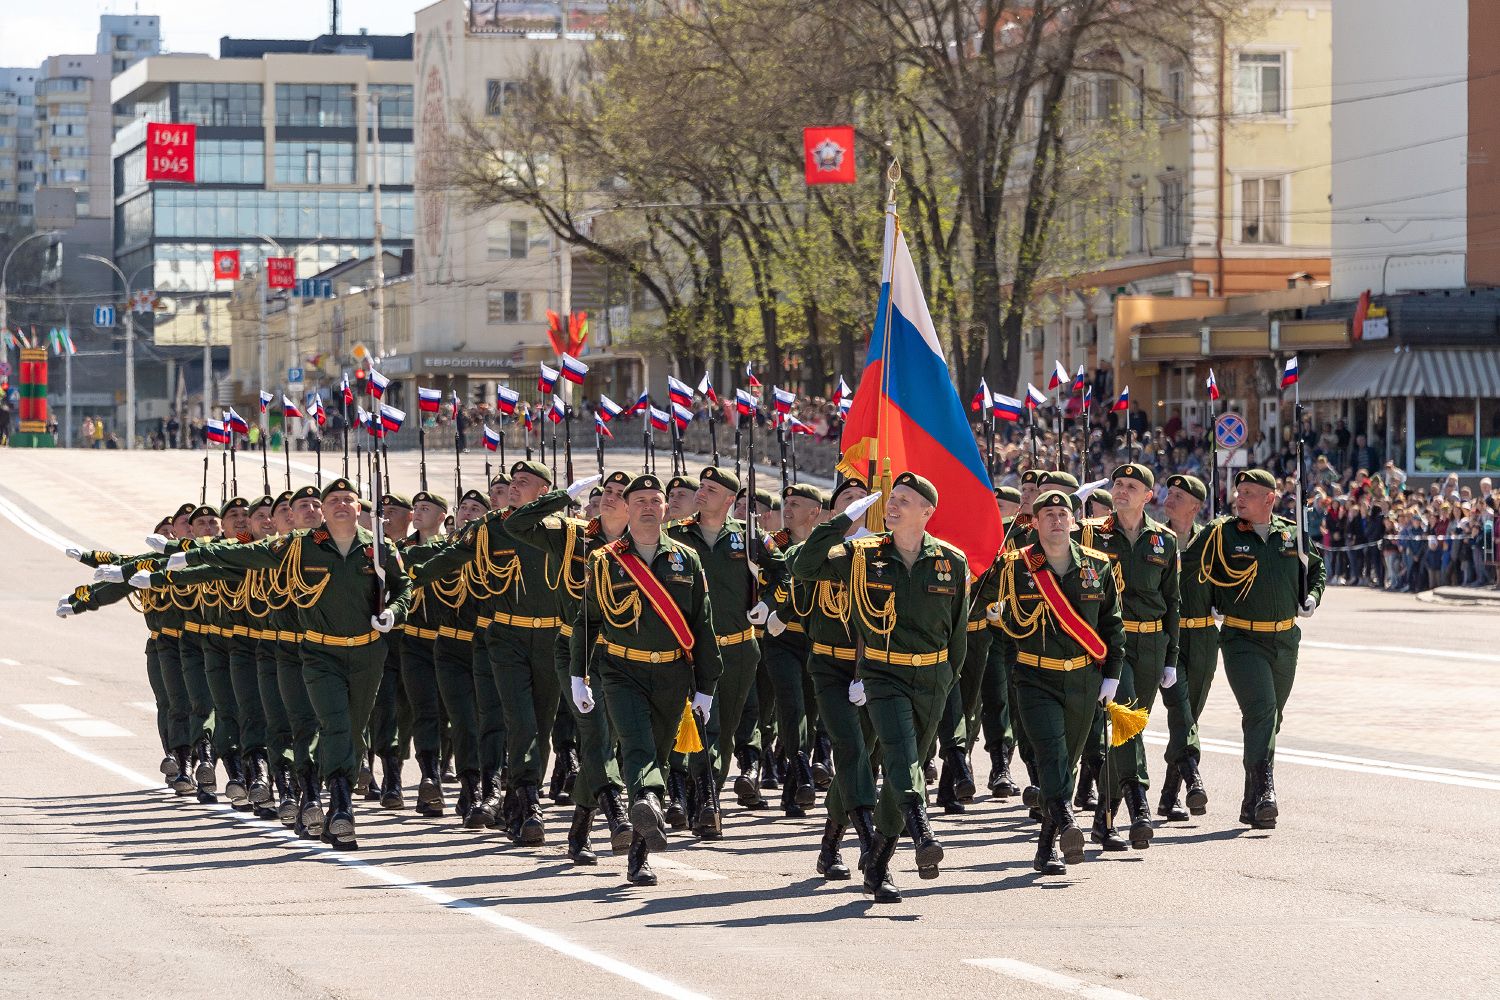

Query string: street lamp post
[80,254,151,450]
[1,230,60,412]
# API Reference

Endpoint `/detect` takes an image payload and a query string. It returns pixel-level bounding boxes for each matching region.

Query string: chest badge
[670,551,685,572]
[1080,564,1099,587]
[729,533,744,551]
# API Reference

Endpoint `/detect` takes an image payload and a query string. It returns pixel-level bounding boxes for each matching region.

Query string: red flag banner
[145,122,196,183]
[212,249,241,281]
[803,126,856,185]
[266,256,295,289]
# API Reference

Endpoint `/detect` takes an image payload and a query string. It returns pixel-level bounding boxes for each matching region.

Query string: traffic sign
[1214,412,1247,450]
[294,278,333,299]
[94,305,116,328]
[288,367,304,383]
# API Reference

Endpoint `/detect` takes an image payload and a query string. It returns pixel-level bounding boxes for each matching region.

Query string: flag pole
[201,443,209,504]
[282,405,291,490]
[454,400,463,508]
[708,392,720,465]
[869,159,901,527]
[260,422,270,496]
[418,414,428,491]
[341,389,350,478]
[315,424,322,488]
[642,406,651,474]
[595,416,605,478]
[484,417,493,486]
[1028,403,1038,468]
[563,403,575,486]
[230,427,239,498]
[220,425,228,504]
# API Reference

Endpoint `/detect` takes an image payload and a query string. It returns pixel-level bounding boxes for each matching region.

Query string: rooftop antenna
[330,0,340,35]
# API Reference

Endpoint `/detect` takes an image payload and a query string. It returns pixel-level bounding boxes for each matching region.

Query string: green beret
[1033,489,1072,511]
[321,477,358,500]
[272,490,295,511]
[488,472,512,488]
[359,499,373,513]
[173,502,197,519]
[154,515,175,532]
[1166,474,1207,502]
[509,460,553,485]
[753,488,780,511]
[624,473,664,497]
[588,486,603,499]
[994,486,1021,504]
[699,466,740,494]
[189,504,219,522]
[665,474,699,493]
[1110,463,1155,489]
[247,495,274,514]
[219,497,249,517]
[892,471,938,506]
[1086,489,1115,511]
[605,470,635,489]
[1235,468,1278,490]
[1020,469,1042,486]
[291,485,320,503]
[829,477,868,508]
[381,492,413,511]
[784,482,824,505]
[1038,470,1078,490]
[459,489,490,509]
[412,491,449,511]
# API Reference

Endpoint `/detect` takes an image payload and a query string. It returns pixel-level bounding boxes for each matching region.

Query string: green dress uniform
[933,555,999,811]
[989,511,1042,799]
[1196,476,1325,829]
[1159,513,1215,818]
[399,528,462,815]
[760,526,819,815]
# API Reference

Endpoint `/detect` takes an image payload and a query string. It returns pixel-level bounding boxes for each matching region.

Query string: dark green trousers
[1013,663,1102,802]
[764,635,812,758]
[256,641,292,767]
[367,640,410,759]
[473,641,506,771]
[1164,624,1219,765]
[1221,627,1299,766]
[978,632,1014,757]
[201,633,241,758]
[863,659,954,837]
[400,634,443,757]
[228,637,264,753]
[301,638,386,783]
[275,641,319,772]
[153,635,192,751]
[807,653,877,821]
[433,635,484,774]
[599,654,693,805]
[1084,631,1167,792]
[553,633,622,802]
[485,623,560,787]
[144,639,170,752]
[698,640,760,784]
[177,635,215,748]
[938,627,991,755]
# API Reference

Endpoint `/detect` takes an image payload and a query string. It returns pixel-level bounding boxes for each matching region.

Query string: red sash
[1021,545,1107,661]
[608,541,695,660]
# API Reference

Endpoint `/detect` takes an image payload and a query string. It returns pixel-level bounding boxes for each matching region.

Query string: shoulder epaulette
[1079,545,1110,561]
[1003,549,1023,562]
[934,538,966,557]
[850,536,882,550]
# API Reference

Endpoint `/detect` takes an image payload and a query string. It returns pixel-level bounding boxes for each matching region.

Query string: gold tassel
[674,701,704,753]
[1107,701,1150,746]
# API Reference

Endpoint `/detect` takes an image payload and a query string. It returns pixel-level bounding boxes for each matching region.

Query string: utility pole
[257,265,268,428]
[201,300,213,420]
[368,91,387,361]
[80,253,137,449]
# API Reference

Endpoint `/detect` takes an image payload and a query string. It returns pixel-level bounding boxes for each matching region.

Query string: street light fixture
[1,230,61,378]
[80,253,152,450]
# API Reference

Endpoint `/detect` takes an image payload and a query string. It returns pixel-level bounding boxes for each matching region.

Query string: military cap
[1033,489,1073,511]
[605,470,635,489]
[154,515,175,533]
[172,502,197,521]
[784,482,824,505]
[588,486,603,499]
[381,492,413,510]
[189,504,219,522]
[892,471,939,506]
[247,495,274,514]
[829,477,869,508]
[1235,468,1278,491]
[412,490,449,511]
[624,473,664,497]
[1038,470,1079,490]
[665,473,699,493]
[360,499,374,513]
[699,466,740,494]
[1110,462,1155,489]
[272,490,295,511]
[458,489,490,509]
[509,460,553,485]
[1166,473,1207,502]
[488,472,512,488]
[1020,469,1042,486]
[291,485,320,503]
[754,488,781,511]
[994,485,1021,504]
[219,497,249,518]
[321,477,358,500]
[1085,488,1114,511]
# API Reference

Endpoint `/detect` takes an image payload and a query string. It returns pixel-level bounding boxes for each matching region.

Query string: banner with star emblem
[803,126,856,185]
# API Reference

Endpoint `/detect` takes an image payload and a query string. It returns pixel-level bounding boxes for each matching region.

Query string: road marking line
[48,675,81,687]
[965,958,1150,1000]
[56,719,133,738]
[1302,640,1495,663]
[0,657,20,666]
[18,703,88,721]
[127,701,159,713]
[652,856,728,881]
[0,490,73,551]
[0,712,715,1000]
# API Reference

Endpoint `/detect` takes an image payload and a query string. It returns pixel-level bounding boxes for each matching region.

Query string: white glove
[1298,595,1317,619]
[1098,677,1120,705]
[842,491,882,524]
[766,611,787,636]
[747,600,770,625]
[371,609,395,633]
[748,558,763,581]
[64,546,85,561]
[93,564,124,583]
[566,474,601,500]
[166,552,188,571]
[1160,665,1177,689]
[571,676,595,714]
[691,692,713,724]
[145,533,169,553]
[985,602,1001,622]
[848,680,867,706]
[846,526,874,540]
[56,602,74,618]
[1212,611,1224,625]
[129,570,154,590]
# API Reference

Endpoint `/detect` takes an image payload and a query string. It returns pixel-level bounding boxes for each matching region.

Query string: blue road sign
[94,305,116,328]
[288,367,304,383]
[294,278,333,299]
[1214,412,1247,450]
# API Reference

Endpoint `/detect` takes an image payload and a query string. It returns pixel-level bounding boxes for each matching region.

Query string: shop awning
[1297,348,1500,400]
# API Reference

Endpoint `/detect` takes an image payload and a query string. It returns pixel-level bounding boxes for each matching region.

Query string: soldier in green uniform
[791,473,968,904]
[1197,468,1325,830]
[359,492,413,807]
[665,474,699,522]
[661,474,701,826]
[398,490,454,816]
[977,485,1023,796]
[1158,474,1213,820]
[256,491,300,823]
[991,489,1124,875]
[570,473,723,885]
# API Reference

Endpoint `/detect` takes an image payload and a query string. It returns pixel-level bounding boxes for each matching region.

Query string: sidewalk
[1418,586,1500,607]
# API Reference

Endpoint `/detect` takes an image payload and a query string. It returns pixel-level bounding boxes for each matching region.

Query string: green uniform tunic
[399,533,453,761]
[1163,522,1216,766]
[761,529,815,766]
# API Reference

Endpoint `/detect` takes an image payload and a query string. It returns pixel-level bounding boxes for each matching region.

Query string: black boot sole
[1129,822,1153,849]
[609,827,633,854]
[519,819,545,846]
[793,785,817,809]
[627,866,658,886]
[1186,788,1209,814]
[912,840,943,878]
[732,775,760,806]
[816,855,851,880]
[329,814,355,839]
[248,783,272,805]
[277,799,298,825]
[1021,786,1042,809]
[1058,826,1085,864]
[159,756,177,776]
[629,801,669,851]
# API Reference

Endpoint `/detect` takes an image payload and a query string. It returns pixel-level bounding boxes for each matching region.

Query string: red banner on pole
[144,122,196,183]
[266,256,296,289]
[803,126,856,185]
[213,249,241,281]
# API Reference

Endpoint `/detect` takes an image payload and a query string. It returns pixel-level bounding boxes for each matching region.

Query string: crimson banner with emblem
[266,257,296,289]
[145,122,196,183]
[803,126,856,185]
[212,249,241,281]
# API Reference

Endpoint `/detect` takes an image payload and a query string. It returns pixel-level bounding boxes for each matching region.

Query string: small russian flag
[1048,360,1068,391]
[538,362,560,394]
[417,386,442,413]
[971,378,990,413]
[1084,384,1094,409]
[341,377,353,407]
[205,418,229,444]
[560,353,588,385]
[1281,356,1299,389]
[772,386,795,415]
[450,390,461,420]
[787,415,815,435]
[483,425,501,451]
[671,400,694,430]
[1206,368,1220,401]
[368,368,389,399]
[834,375,853,415]
[524,405,535,432]
[496,385,520,414]
[595,412,614,439]
[624,391,650,417]
[1072,365,1087,393]
[698,371,718,403]
[735,387,758,416]
[597,394,622,422]
[1112,386,1130,413]
[548,395,566,424]
[649,405,670,432]
[991,393,1023,422]
[1025,384,1047,409]
[745,362,761,388]
[282,395,302,418]
[667,375,694,407]
[356,405,369,431]
[258,390,273,414]
[380,403,406,433]
[308,395,326,426]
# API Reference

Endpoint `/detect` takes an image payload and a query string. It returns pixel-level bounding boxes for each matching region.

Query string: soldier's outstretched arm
[183,537,283,571]
[150,563,245,588]
[497,489,574,560]
[407,524,481,584]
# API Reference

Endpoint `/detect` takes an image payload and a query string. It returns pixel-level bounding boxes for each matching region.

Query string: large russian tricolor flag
[838,209,1003,572]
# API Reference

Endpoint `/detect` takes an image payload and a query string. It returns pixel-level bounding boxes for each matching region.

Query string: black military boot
[849,805,879,874]
[935,756,965,815]
[629,790,669,851]
[440,748,457,784]
[560,748,579,802]
[791,751,817,809]
[193,736,217,801]
[1156,764,1189,822]
[170,746,194,796]
[733,747,764,807]
[246,749,272,805]
[1091,797,1128,851]
[1048,798,1085,865]
[664,768,690,829]
[862,831,901,903]
[465,770,494,829]
[901,801,943,880]
[457,769,483,828]
[548,750,568,802]
[987,745,1019,797]
[812,733,834,790]
[761,750,782,792]
[297,765,324,839]
[415,751,445,817]
[816,817,851,880]
[922,755,938,786]
[566,804,597,865]
[1033,814,1066,875]
[1239,763,1255,825]
[1252,761,1278,829]
[1179,755,1209,815]
[327,776,357,849]
[224,753,251,810]
[274,761,298,826]
[379,753,404,810]
[598,787,633,854]
[159,749,177,784]
[947,746,977,802]
[693,772,723,840]
[518,784,546,845]
[359,751,376,800]
[1124,781,1154,849]
[1074,755,1101,812]
[780,776,807,818]
[626,831,657,886]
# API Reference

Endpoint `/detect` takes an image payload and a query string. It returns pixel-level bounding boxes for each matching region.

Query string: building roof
[218,34,414,60]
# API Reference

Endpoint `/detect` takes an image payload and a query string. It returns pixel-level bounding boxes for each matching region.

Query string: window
[273,141,355,184]
[487,219,529,260]
[487,290,534,324]
[1234,53,1284,116]
[1160,176,1184,246]
[1130,192,1146,253]
[485,80,525,118]
[369,84,414,129]
[1070,80,1091,124]
[376,142,415,185]
[1165,65,1186,121]
[1094,78,1121,122]
[1241,177,1283,244]
[275,84,355,128]
[177,83,262,127]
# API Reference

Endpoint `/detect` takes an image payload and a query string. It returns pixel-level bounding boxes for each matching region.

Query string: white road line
[0,712,715,1000]
[48,675,82,687]
[0,490,73,551]
[127,701,159,713]
[0,657,20,666]
[965,958,1151,1000]
[1302,640,1496,663]
[56,719,132,738]
[18,703,88,721]
[652,856,728,881]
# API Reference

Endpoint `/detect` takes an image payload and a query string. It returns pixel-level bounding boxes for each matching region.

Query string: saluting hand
[144,534,169,553]
[842,491,882,524]
[64,546,84,562]
[566,474,602,500]
[129,570,153,590]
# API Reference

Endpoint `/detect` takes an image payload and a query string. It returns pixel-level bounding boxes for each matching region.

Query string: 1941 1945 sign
[145,122,196,183]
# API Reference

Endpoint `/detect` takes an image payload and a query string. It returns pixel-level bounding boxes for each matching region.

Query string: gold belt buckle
[649,651,661,663]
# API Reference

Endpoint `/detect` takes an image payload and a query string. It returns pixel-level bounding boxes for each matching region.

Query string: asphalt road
[2,449,1497,1000]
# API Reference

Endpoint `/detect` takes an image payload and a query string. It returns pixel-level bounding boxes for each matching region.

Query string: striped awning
[1298,348,1500,400]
